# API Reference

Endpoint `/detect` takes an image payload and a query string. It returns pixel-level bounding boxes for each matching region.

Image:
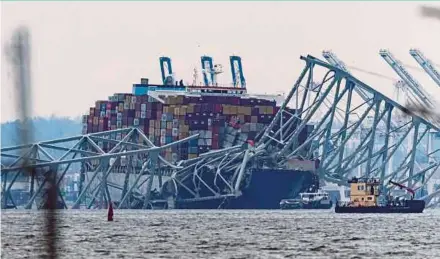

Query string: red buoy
[107,202,114,221]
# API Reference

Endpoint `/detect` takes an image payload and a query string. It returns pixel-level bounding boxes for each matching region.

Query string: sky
[2,1,440,123]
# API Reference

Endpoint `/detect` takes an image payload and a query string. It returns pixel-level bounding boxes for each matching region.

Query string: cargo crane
[379,49,434,107]
[379,50,438,188]
[201,56,215,86]
[230,56,246,88]
[409,49,440,88]
[322,50,395,180]
[160,57,173,85]
[389,180,415,200]
[408,49,440,167]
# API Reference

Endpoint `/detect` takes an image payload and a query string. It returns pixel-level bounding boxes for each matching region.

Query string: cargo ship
[82,56,319,209]
[335,177,425,213]
[280,188,333,210]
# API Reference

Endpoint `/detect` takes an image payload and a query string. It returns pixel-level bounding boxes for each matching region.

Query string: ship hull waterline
[335,200,425,214]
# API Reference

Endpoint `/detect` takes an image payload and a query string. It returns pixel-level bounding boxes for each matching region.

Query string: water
[2,209,440,258]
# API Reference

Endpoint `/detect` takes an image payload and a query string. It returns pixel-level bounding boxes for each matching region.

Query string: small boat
[280,188,333,210]
[335,177,425,213]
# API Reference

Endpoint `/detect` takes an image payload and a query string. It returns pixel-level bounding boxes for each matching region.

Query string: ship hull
[335,200,425,213]
[280,201,333,210]
[175,169,319,209]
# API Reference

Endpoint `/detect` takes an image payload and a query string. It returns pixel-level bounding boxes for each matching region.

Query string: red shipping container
[212,140,219,149]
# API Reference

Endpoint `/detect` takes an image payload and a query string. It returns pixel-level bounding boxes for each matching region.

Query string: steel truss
[2,55,440,209]
[1,128,199,209]
[262,55,440,199]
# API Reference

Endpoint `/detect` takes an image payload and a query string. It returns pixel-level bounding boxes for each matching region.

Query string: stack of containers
[83,90,311,163]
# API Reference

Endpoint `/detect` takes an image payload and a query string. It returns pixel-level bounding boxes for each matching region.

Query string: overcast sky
[2,1,440,123]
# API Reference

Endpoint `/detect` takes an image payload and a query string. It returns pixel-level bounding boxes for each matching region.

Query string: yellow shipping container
[243,106,251,116]
[176,95,184,104]
[188,154,198,159]
[180,106,187,116]
[266,106,274,114]
[230,106,238,114]
[180,125,189,132]
[187,104,195,113]
[223,105,230,115]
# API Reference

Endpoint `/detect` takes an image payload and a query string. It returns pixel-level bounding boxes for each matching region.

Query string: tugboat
[280,188,333,210]
[335,177,425,213]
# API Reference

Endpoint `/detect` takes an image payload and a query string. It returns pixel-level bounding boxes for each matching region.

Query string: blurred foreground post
[6,26,58,259]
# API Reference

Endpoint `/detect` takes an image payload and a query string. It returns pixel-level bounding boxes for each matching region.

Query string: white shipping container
[226,134,235,143]
[172,128,178,137]
[117,113,122,120]
[132,96,137,103]
[73,183,78,192]
[117,121,122,128]
[141,111,146,118]
[208,118,212,126]
[141,104,147,111]
[100,111,106,117]
[206,139,212,146]
[124,103,129,110]
[134,118,139,126]
[160,136,166,144]
[120,156,127,166]
[205,130,212,139]
[161,129,166,136]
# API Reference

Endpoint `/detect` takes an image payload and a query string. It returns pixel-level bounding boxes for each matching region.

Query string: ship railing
[336,200,354,207]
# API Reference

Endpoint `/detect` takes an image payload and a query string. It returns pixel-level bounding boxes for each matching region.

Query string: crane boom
[389,180,415,199]
[409,49,440,88]
[322,51,350,73]
[379,49,433,107]
[322,50,371,102]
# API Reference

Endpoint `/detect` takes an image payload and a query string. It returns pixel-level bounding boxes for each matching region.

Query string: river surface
[2,209,440,258]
